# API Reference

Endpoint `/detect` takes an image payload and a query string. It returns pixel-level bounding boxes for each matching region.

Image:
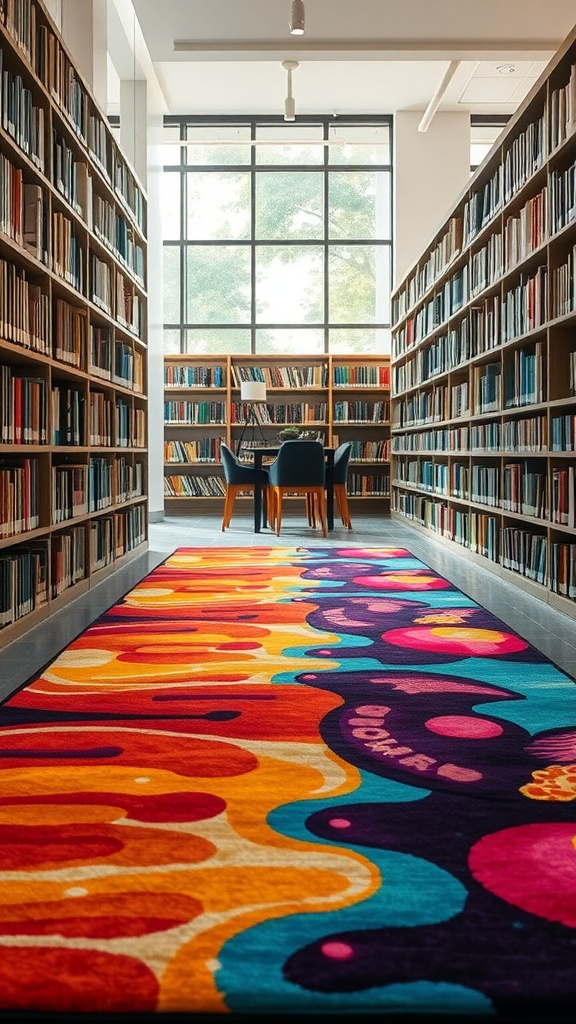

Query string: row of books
[0,543,47,627]
[52,526,85,598]
[93,194,145,284]
[333,364,390,387]
[231,364,328,388]
[333,401,389,423]
[503,342,544,408]
[332,438,390,462]
[551,542,576,598]
[470,230,502,298]
[0,152,45,257]
[164,438,224,464]
[550,244,576,319]
[503,188,548,269]
[549,160,576,234]
[346,472,390,496]
[393,491,571,595]
[395,458,568,523]
[229,402,328,425]
[53,130,88,218]
[551,412,576,451]
[164,474,226,498]
[463,166,503,246]
[0,457,39,536]
[393,70,576,324]
[1,0,143,230]
[0,256,50,353]
[164,365,225,389]
[392,416,551,454]
[88,455,144,510]
[551,465,576,527]
[52,465,87,523]
[501,528,547,586]
[502,267,548,341]
[1,50,45,171]
[89,393,146,447]
[503,109,546,204]
[550,63,576,151]
[164,400,226,425]
[90,505,146,571]
[0,365,46,443]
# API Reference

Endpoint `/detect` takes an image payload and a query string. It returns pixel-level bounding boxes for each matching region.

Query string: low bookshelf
[163,353,391,516]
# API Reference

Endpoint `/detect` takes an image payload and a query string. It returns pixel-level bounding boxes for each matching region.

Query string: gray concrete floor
[1,512,575,701]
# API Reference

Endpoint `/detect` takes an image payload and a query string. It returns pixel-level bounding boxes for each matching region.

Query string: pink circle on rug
[329,818,352,829]
[469,822,576,926]
[382,626,528,656]
[321,941,354,960]
[425,715,504,739]
[354,572,450,591]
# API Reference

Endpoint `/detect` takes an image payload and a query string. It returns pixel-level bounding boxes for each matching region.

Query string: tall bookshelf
[390,21,576,618]
[0,0,148,647]
[164,353,390,513]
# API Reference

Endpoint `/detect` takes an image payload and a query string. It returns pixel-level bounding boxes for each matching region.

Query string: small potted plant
[278,426,301,443]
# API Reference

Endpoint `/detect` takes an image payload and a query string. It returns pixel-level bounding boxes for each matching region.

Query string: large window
[161,117,393,355]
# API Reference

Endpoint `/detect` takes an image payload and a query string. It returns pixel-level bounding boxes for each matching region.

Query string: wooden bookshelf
[163,353,390,514]
[0,0,148,647]
[390,21,576,618]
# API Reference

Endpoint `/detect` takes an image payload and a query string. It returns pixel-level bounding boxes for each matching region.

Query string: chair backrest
[221,443,266,485]
[268,440,325,487]
[332,441,353,485]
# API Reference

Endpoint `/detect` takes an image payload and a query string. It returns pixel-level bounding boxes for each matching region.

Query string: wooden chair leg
[266,487,276,529]
[222,485,236,530]
[274,488,283,536]
[314,487,328,537]
[335,484,352,529]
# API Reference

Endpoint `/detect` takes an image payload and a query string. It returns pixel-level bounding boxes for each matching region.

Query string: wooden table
[250,446,335,533]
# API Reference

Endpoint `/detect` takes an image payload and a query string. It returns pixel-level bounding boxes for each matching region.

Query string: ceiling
[112,0,576,123]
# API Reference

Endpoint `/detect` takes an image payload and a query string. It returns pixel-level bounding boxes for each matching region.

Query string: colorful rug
[0,545,575,1019]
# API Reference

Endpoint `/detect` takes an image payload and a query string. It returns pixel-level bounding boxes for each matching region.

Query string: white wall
[394,111,470,287]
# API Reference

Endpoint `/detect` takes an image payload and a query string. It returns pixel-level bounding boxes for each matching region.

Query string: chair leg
[313,486,328,537]
[335,484,352,529]
[274,487,283,536]
[222,485,236,530]
[266,487,276,529]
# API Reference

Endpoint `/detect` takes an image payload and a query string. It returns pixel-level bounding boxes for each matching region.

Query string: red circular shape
[383,626,527,656]
[469,822,576,926]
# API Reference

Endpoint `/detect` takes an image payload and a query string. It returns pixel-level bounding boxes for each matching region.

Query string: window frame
[161,114,393,356]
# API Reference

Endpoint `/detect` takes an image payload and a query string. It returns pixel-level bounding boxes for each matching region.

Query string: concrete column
[394,111,470,287]
[146,115,166,522]
[61,0,108,112]
[120,79,148,187]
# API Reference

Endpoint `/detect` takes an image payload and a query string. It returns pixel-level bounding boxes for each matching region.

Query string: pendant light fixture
[289,0,305,35]
[282,60,299,121]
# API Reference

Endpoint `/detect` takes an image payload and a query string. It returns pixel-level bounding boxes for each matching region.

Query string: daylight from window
[161,119,393,356]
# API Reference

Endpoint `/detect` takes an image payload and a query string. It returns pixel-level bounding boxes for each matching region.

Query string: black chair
[331,441,353,528]
[220,443,269,531]
[267,440,327,537]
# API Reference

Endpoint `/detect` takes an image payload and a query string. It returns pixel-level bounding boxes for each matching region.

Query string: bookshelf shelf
[0,0,148,647]
[391,21,576,614]
[163,354,390,512]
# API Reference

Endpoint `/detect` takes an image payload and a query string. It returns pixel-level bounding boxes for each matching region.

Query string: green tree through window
[161,118,392,355]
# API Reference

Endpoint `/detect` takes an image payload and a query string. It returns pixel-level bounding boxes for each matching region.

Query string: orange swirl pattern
[0,546,374,1013]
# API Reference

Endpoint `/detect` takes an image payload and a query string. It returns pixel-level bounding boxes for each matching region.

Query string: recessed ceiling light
[496,64,516,75]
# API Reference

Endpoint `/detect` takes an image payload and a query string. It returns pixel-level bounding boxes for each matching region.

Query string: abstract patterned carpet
[0,545,575,1019]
